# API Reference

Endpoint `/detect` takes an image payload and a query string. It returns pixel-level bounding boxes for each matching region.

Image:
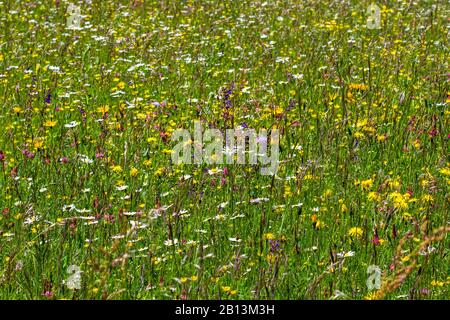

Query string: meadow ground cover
[0,0,449,300]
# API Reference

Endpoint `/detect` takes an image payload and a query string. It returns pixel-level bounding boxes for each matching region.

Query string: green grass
[0,0,449,300]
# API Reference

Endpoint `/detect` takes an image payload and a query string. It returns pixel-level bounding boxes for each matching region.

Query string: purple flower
[287,99,295,111]
[44,91,51,104]
[420,288,430,295]
[22,149,35,159]
[269,240,281,253]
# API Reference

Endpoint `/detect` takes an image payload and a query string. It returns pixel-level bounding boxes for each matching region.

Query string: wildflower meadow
[0,0,449,300]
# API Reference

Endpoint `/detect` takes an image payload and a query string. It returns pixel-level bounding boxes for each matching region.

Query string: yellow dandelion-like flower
[111,165,123,173]
[263,233,275,240]
[390,192,408,210]
[44,120,57,127]
[354,131,364,139]
[348,227,363,238]
[130,167,139,177]
[364,291,381,300]
[97,105,110,114]
[13,106,23,113]
[361,178,374,191]
[368,191,381,202]
[274,106,283,116]
[33,139,44,149]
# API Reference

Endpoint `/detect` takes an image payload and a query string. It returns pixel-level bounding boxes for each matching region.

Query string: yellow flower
[421,194,434,203]
[44,120,57,127]
[13,106,23,113]
[211,277,219,283]
[361,178,374,191]
[349,83,368,91]
[284,184,292,197]
[33,139,44,149]
[117,81,126,89]
[354,131,364,139]
[348,227,363,238]
[97,105,109,114]
[368,192,381,202]
[390,192,408,210]
[376,134,386,142]
[221,286,231,292]
[190,275,198,282]
[111,165,123,173]
[130,167,139,177]
[431,280,444,287]
[364,291,381,300]
[263,233,275,240]
[274,106,283,116]
[180,277,188,284]
[314,220,324,229]
[439,167,450,176]
[387,178,401,189]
